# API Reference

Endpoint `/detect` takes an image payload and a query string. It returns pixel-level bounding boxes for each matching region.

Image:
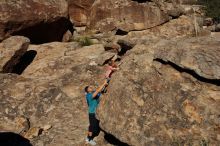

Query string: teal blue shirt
[86,92,101,114]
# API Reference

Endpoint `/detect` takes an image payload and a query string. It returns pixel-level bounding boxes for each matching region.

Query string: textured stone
[15,117,30,134]
[154,36,220,80]
[152,0,198,5]
[42,125,52,131]
[68,0,95,27]
[24,127,42,139]
[155,1,184,18]
[87,0,169,32]
[127,15,195,39]
[182,99,202,123]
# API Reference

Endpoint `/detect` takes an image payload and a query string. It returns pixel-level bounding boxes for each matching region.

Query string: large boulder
[85,0,202,33]
[87,0,170,32]
[152,0,198,5]
[154,36,220,80]
[0,23,219,146]
[0,0,73,44]
[0,38,117,145]
[152,0,203,19]
[0,36,30,73]
[97,34,220,145]
[126,15,195,40]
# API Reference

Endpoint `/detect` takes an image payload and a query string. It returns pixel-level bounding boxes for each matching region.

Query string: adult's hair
[84,86,89,93]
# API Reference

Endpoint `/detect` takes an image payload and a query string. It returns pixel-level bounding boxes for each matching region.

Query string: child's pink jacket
[105,66,114,78]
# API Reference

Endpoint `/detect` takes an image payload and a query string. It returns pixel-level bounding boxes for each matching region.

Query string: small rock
[24,127,42,139]
[89,61,98,66]
[42,125,52,131]
[62,30,73,42]
[204,17,213,26]
[90,39,100,44]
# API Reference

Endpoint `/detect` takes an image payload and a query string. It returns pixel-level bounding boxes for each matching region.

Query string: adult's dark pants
[89,113,100,137]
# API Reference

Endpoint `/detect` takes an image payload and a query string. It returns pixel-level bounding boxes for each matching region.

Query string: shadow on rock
[0,132,32,146]
[101,129,130,146]
[12,50,37,75]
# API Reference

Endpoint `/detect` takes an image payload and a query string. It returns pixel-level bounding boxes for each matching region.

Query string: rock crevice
[154,58,220,86]
[12,17,73,44]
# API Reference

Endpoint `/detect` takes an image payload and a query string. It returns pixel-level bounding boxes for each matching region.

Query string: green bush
[198,0,220,23]
[75,36,93,46]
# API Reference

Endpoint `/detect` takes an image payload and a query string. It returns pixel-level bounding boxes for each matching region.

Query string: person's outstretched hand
[104,80,108,86]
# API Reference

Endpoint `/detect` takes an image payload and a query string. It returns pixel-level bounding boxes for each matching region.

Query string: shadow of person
[0,132,32,146]
[92,119,129,146]
[100,128,130,146]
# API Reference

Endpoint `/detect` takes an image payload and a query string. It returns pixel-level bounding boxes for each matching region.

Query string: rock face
[125,15,195,40]
[0,36,30,73]
[0,0,73,44]
[0,37,115,145]
[87,0,170,32]
[1,34,218,146]
[68,0,95,27]
[84,0,203,33]
[152,0,198,5]
[97,35,220,145]
[0,1,218,146]
[154,36,220,80]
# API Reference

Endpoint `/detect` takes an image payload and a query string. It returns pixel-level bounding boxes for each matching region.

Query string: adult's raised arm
[92,80,108,98]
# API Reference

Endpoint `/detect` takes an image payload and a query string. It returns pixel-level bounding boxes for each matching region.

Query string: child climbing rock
[102,60,119,93]
[105,59,119,80]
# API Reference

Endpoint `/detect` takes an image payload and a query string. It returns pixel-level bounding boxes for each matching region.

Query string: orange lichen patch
[183,99,203,123]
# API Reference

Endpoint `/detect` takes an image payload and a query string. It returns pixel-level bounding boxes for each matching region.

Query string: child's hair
[108,60,118,68]
[84,86,89,93]
[108,60,114,66]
